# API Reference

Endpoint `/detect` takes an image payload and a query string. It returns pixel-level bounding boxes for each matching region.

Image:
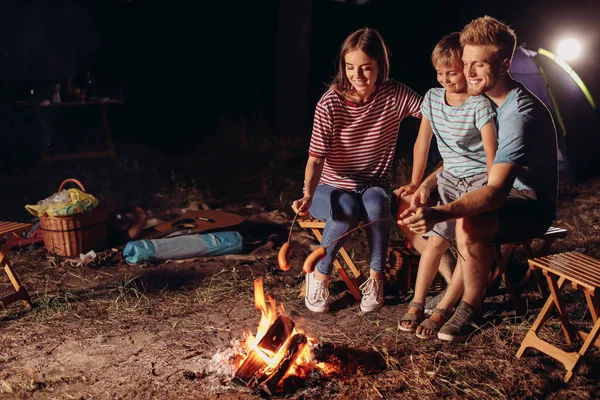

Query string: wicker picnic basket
[39,179,108,257]
[386,240,446,296]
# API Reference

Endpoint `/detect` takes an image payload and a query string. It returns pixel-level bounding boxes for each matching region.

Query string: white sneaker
[359,278,384,313]
[304,271,329,313]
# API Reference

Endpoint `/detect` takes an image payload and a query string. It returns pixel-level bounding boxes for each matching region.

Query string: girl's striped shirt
[309,79,422,191]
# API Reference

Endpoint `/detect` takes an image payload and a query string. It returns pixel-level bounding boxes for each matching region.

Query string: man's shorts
[425,170,488,240]
[492,188,554,243]
[426,174,554,244]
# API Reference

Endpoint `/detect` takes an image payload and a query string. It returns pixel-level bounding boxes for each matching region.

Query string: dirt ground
[1,148,600,400]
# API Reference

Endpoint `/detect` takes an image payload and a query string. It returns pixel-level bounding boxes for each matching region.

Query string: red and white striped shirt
[309,79,422,191]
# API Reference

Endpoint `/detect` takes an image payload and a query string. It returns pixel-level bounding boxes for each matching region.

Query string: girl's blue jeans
[308,183,393,276]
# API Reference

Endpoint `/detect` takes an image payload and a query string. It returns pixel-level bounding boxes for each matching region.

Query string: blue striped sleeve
[474,97,497,131]
[421,89,432,120]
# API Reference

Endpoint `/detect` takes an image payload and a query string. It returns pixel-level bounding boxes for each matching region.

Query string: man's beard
[467,84,485,96]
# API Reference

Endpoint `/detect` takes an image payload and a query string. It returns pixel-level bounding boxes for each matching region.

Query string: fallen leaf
[0,380,13,394]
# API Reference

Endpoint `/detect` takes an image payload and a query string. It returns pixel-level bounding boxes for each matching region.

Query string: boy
[396,32,497,339]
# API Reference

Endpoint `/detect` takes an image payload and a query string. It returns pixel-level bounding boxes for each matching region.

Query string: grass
[111,274,151,312]
[195,268,243,306]
[30,277,79,317]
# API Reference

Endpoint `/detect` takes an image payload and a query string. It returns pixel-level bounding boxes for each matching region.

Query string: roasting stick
[278,212,300,271]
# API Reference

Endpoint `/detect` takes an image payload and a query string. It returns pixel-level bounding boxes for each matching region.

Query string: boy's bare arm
[411,117,434,186]
[395,117,433,198]
[409,163,443,208]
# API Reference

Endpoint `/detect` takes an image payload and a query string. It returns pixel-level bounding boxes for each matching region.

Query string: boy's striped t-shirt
[308,80,422,191]
[421,87,496,178]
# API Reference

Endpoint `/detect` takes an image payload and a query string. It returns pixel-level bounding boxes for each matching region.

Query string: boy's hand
[394,183,418,198]
[292,196,312,216]
[410,185,431,208]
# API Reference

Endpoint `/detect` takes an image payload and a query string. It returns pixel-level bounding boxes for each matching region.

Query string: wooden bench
[516,251,600,382]
[1,221,33,309]
[488,226,568,314]
[298,217,366,301]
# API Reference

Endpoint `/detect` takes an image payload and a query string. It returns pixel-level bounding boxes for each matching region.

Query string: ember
[232,278,339,395]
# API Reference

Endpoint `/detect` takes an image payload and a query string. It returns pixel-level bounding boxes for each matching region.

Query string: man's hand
[410,184,432,208]
[394,183,418,198]
[292,196,312,216]
[397,206,439,234]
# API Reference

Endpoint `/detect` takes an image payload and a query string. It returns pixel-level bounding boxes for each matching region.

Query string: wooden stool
[298,217,366,301]
[1,221,33,309]
[516,251,600,382]
[488,226,568,314]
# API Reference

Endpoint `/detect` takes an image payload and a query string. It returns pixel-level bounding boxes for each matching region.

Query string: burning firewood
[257,314,295,355]
[233,314,296,387]
[232,350,268,387]
[258,333,308,395]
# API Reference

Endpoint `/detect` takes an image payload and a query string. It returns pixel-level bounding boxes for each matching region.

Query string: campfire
[231,278,339,395]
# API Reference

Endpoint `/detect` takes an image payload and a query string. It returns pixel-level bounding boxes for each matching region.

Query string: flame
[233,278,336,388]
[252,278,282,345]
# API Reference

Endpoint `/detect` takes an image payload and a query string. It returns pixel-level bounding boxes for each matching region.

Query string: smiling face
[344,49,379,101]
[462,44,504,96]
[435,62,467,94]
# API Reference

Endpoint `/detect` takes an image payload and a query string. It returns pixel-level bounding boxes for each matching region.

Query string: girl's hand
[292,196,312,216]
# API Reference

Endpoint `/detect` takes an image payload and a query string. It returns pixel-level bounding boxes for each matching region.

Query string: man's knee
[455,214,498,246]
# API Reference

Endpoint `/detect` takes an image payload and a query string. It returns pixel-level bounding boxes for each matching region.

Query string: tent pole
[536,64,567,136]
[537,48,596,110]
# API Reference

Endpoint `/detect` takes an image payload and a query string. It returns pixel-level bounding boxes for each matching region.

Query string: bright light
[557,39,581,61]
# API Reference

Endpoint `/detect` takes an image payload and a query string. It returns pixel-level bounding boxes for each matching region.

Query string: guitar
[140,210,244,239]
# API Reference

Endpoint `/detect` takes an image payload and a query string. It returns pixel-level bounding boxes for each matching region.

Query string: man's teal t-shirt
[492,81,558,218]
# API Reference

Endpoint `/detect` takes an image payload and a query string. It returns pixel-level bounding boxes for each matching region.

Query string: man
[398,15,558,342]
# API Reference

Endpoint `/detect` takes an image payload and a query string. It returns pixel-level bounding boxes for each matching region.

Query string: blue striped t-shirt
[421,88,496,178]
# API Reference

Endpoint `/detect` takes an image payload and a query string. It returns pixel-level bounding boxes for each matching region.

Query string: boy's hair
[460,15,517,61]
[330,27,390,94]
[431,32,462,68]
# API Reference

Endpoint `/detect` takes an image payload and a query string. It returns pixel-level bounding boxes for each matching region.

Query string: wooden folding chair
[516,252,600,382]
[1,221,33,309]
[298,217,366,301]
[488,226,568,314]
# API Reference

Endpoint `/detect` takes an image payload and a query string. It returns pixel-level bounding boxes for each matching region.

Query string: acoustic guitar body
[140,210,244,239]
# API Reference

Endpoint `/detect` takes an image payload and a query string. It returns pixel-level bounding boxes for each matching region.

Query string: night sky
[1,0,599,170]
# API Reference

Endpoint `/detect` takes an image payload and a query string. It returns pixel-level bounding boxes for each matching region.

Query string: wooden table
[516,251,600,382]
[15,98,123,162]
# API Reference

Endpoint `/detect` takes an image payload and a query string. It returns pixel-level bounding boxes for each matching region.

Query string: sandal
[398,301,424,332]
[415,308,452,340]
